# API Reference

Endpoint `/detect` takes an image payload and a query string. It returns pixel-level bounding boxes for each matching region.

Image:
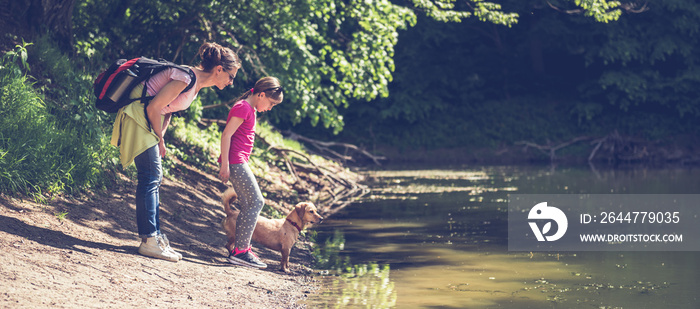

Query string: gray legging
[228,163,265,250]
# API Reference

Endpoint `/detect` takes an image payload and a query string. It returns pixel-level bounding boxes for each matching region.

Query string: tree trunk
[1,0,75,52]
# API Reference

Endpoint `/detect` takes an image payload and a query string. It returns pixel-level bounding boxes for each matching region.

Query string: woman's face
[217,66,238,90]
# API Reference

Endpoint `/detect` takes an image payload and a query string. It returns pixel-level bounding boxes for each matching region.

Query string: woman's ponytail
[197,42,241,72]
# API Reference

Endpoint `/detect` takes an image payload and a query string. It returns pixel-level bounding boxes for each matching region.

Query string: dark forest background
[287,1,700,163]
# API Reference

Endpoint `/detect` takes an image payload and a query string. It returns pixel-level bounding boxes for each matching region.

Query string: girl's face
[216,66,237,90]
[256,92,283,112]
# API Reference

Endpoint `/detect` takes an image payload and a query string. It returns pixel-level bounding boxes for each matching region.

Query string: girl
[219,77,284,269]
[111,42,241,262]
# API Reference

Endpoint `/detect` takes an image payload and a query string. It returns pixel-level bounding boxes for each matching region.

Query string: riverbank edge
[370,136,700,166]
[0,149,366,308]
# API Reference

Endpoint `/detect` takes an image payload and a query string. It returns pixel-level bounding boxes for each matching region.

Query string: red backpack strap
[98,57,140,100]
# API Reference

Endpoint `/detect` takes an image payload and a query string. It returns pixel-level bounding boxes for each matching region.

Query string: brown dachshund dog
[221,187,324,272]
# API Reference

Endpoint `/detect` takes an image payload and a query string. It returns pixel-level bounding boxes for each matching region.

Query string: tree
[68,0,627,133]
[581,1,700,118]
[323,0,700,151]
[1,0,76,51]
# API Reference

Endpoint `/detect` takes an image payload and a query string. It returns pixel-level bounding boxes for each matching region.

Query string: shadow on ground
[1,161,316,274]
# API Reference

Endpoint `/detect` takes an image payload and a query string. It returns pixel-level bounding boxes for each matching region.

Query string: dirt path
[0,163,322,308]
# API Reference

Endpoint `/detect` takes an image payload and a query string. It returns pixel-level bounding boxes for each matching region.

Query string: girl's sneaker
[227,246,267,269]
[138,236,179,262]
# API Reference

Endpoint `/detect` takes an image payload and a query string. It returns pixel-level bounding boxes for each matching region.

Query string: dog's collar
[286,218,303,232]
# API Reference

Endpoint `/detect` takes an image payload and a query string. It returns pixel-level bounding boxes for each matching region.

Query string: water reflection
[311,230,397,308]
[306,165,700,308]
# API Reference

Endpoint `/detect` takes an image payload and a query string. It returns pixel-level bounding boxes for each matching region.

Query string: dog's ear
[295,203,307,219]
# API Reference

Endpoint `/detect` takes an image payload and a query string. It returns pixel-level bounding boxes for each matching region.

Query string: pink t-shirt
[143,67,197,115]
[220,100,256,164]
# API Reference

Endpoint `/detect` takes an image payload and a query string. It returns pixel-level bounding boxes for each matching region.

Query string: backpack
[93,57,196,130]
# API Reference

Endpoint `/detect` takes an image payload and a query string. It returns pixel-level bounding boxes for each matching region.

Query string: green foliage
[0,58,49,193]
[166,117,221,172]
[54,211,69,222]
[300,0,700,153]
[408,0,519,25]
[73,0,530,134]
[205,0,419,133]
[581,1,700,118]
[0,39,119,197]
[71,0,628,138]
[546,0,622,23]
[575,0,622,22]
[256,120,306,152]
[2,39,33,72]
[29,36,113,141]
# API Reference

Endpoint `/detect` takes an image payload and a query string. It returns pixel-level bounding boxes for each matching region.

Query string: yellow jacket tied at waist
[110,84,163,168]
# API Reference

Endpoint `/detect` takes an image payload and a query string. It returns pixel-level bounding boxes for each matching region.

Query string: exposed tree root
[517,130,693,164]
[281,130,386,166]
[258,136,370,216]
[516,136,591,162]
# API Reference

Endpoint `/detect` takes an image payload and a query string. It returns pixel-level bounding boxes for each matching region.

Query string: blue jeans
[134,145,162,237]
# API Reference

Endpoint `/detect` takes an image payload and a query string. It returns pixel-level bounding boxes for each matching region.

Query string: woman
[111,42,241,262]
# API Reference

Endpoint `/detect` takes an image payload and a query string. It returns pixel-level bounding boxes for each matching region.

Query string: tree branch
[281,130,386,165]
[516,136,591,162]
[218,26,269,77]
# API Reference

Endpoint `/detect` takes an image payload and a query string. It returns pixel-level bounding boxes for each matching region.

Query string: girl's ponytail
[231,77,282,105]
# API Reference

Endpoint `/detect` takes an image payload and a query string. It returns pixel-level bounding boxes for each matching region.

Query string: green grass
[54,211,69,222]
[0,38,118,198]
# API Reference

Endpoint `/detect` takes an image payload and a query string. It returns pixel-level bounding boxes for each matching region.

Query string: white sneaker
[160,233,183,260]
[138,236,179,262]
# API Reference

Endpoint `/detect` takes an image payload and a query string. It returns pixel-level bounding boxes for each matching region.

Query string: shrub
[0,40,117,197]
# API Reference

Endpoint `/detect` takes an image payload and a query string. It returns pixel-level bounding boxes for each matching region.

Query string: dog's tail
[221,187,238,216]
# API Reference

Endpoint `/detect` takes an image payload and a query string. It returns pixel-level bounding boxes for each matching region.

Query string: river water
[305,165,700,308]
